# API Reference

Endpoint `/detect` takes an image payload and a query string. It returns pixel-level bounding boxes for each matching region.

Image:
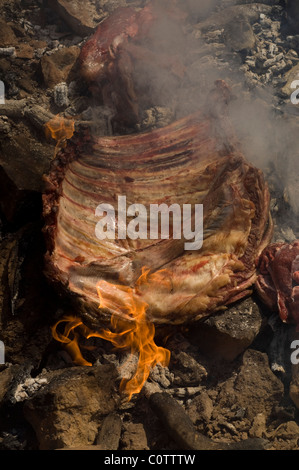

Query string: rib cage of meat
[42,86,273,326]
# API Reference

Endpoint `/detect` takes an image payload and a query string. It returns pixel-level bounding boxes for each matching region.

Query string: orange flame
[45,115,75,157]
[51,268,171,401]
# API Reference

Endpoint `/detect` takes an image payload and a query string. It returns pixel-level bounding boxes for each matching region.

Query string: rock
[170,350,208,386]
[121,422,149,451]
[285,35,299,51]
[249,413,267,439]
[15,44,34,60]
[182,0,219,22]
[187,298,264,361]
[187,391,214,424]
[197,4,272,34]
[273,421,299,440]
[0,21,17,47]
[40,46,80,88]
[0,364,32,405]
[23,364,119,450]
[223,14,256,52]
[48,0,101,36]
[286,0,299,33]
[0,367,17,404]
[0,122,53,224]
[48,0,140,36]
[217,349,284,421]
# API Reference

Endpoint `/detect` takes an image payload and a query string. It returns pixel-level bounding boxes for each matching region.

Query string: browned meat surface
[78,2,187,126]
[256,241,299,326]
[43,83,272,326]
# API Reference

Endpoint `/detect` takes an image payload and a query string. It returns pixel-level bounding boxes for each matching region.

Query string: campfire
[52,268,171,401]
[43,74,272,402]
[1,0,299,452]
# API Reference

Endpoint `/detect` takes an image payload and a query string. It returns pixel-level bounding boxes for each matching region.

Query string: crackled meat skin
[256,241,299,326]
[42,81,273,326]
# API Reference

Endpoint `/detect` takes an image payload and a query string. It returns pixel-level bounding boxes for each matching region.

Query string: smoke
[228,87,279,168]
[83,0,298,221]
[131,1,295,188]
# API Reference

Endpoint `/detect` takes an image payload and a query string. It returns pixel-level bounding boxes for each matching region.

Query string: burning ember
[52,267,171,401]
[45,115,75,157]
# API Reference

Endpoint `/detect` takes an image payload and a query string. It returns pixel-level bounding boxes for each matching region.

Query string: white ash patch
[14,377,48,403]
[149,363,174,389]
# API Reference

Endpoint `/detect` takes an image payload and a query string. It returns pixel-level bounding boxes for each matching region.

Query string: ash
[0,0,299,452]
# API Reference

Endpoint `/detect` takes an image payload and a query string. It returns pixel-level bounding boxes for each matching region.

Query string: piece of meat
[42,82,273,326]
[256,241,299,326]
[78,2,187,126]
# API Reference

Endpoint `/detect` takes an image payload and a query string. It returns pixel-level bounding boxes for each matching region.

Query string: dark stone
[223,14,256,52]
[40,46,80,88]
[187,297,265,361]
[286,0,299,33]
[23,364,119,450]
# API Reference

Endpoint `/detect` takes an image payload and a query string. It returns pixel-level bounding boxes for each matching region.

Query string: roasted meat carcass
[256,241,299,327]
[42,81,273,327]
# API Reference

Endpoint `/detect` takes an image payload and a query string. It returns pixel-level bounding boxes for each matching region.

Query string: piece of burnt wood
[96,413,122,450]
[0,100,54,131]
[0,225,37,328]
[0,99,95,134]
[0,223,56,368]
